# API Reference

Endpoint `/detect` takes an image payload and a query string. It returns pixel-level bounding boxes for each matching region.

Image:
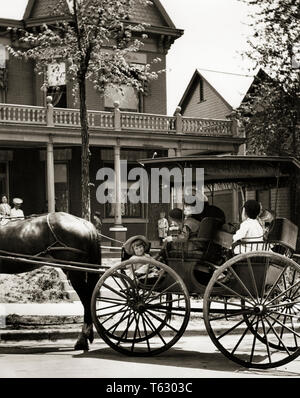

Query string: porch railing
[0,100,238,137]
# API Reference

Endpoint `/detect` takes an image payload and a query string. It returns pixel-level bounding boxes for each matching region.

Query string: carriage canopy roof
[138,155,300,186]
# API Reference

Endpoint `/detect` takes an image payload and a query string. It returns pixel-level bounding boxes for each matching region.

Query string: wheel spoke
[249,316,259,363]
[260,316,272,363]
[263,315,292,355]
[266,299,300,309]
[208,308,253,321]
[144,270,167,300]
[96,302,125,312]
[146,281,180,304]
[207,298,251,308]
[215,279,255,306]
[268,314,300,338]
[146,307,184,317]
[101,306,128,324]
[145,309,179,333]
[143,312,167,345]
[105,308,132,331]
[262,265,288,304]
[217,316,252,340]
[228,265,257,302]
[141,314,151,352]
[288,307,299,348]
[260,257,269,297]
[111,307,131,337]
[131,313,141,352]
[102,282,128,300]
[247,257,259,300]
[267,281,300,305]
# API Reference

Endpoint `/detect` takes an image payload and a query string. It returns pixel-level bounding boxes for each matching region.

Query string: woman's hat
[123,235,151,255]
[13,198,23,205]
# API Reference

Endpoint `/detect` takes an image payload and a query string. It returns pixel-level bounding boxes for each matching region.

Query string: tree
[237,0,300,158]
[8,0,160,220]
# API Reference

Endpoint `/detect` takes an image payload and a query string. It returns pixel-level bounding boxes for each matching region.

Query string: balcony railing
[0,101,238,137]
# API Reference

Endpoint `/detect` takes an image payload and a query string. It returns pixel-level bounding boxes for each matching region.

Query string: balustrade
[0,102,237,137]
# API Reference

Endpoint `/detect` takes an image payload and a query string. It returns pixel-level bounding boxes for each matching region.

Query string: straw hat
[123,235,151,255]
[13,198,23,205]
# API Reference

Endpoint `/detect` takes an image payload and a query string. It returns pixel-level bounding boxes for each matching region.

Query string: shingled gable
[177,69,255,115]
[23,0,176,29]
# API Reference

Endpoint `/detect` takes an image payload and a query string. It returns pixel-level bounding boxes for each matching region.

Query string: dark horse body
[0,212,101,350]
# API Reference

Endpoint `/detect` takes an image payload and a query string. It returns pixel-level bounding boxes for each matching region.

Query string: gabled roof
[178,68,256,113]
[21,0,176,29]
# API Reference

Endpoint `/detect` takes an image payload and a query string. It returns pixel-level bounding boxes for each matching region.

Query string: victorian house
[0,1,244,244]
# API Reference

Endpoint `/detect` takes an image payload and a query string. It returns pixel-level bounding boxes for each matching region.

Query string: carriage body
[91,155,300,369]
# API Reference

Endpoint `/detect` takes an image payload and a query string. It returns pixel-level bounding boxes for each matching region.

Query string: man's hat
[13,198,23,205]
[123,235,151,255]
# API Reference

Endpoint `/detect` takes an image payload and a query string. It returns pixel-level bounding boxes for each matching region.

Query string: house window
[104,63,145,112]
[47,62,67,108]
[199,77,204,102]
[104,181,143,218]
[104,84,139,112]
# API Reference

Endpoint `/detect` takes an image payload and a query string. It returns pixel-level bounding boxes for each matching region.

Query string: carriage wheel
[91,256,190,356]
[203,251,300,369]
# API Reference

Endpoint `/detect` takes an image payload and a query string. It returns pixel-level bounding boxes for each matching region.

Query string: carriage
[2,155,300,370]
[90,155,300,369]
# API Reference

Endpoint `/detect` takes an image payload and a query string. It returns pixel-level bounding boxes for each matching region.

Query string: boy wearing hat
[11,198,25,220]
[233,200,263,253]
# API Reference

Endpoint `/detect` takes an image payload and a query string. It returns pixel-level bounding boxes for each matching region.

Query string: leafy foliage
[7,0,160,219]
[238,0,300,157]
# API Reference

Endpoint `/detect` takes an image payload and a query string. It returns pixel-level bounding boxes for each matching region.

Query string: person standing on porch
[10,198,25,220]
[0,195,11,217]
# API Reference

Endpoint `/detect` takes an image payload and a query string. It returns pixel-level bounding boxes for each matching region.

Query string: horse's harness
[34,213,88,258]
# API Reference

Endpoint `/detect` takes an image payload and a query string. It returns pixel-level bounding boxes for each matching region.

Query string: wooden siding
[182,79,232,119]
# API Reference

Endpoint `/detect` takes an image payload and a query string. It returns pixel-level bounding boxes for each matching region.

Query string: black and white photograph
[0,0,299,388]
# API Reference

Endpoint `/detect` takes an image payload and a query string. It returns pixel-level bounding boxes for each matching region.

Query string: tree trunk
[78,75,91,221]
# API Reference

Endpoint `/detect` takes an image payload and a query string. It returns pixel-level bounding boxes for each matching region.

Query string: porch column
[232,187,239,223]
[175,142,182,157]
[47,135,55,213]
[109,142,127,246]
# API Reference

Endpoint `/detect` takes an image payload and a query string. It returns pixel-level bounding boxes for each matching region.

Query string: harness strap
[40,213,87,257]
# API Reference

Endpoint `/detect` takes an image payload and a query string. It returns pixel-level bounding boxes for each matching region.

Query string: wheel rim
[203,251,300,369]
[91,257,190,356]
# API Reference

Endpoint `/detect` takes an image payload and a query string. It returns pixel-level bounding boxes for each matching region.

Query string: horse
[0,212,101,351]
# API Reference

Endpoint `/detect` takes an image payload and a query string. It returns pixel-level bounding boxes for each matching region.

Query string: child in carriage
[122,235,159,279]
[232,200,264,253]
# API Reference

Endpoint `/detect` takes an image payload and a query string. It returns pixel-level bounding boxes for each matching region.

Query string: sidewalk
[0,301,212,342]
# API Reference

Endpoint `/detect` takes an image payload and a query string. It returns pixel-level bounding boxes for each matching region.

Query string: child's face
[133,244,145,256]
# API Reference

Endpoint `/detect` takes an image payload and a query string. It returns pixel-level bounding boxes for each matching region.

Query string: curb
[0,327,223,342]
[0,317,244,342]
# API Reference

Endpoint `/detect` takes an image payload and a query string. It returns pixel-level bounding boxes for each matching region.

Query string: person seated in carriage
[121,235,159,279]
[232,199,264,253]
[155,196,226,263]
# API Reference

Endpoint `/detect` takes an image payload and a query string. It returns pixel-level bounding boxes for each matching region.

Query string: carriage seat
[265,218,298,252]
[166,217,229,261]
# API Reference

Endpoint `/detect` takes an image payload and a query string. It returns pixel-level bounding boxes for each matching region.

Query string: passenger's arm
[232,222,248,243]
